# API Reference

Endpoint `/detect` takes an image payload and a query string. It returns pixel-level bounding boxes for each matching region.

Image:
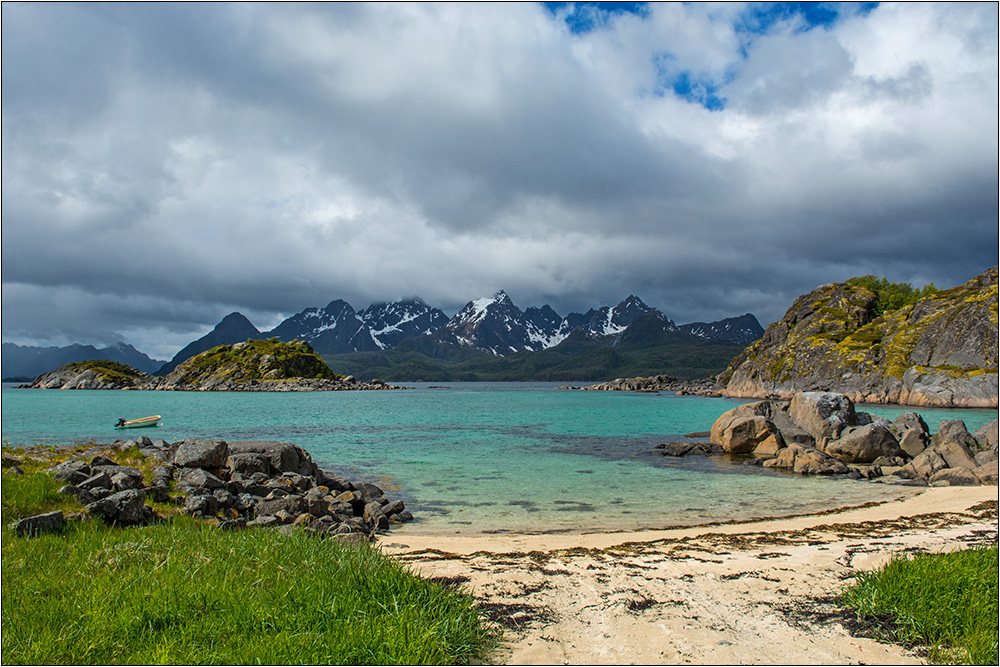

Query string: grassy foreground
[841,545,999,665]
[1,457,497,665]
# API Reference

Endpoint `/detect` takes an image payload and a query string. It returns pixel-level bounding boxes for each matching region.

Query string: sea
[2,382,996,535]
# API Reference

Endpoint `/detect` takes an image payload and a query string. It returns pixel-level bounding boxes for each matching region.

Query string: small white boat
[114,415,161,429]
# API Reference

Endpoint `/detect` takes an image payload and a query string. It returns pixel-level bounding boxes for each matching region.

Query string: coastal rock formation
[718,268,998,407]
[24,340,402,391]
[708,391,998,485]
[560,375,721,396]
[41,436,411,537]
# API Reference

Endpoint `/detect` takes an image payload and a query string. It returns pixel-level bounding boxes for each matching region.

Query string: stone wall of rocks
[12,437,412,538]
[706,391,997,485]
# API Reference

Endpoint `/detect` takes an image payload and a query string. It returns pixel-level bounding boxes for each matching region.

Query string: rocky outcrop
[560,375,721,396]
[719,268,998,407]
[38,437,412,537]
[708,391,998,485]
[24,340,403,391]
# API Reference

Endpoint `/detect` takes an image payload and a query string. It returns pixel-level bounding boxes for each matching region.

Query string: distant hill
[719,267,998,407]
[2,342,165,380]
[156,312,261,376]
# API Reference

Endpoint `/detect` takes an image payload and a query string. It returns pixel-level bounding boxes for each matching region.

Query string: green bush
[841,546,998,665]
[847,275,939,317]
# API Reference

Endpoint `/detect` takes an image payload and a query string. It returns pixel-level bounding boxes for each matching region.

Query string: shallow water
[3,383,993,534]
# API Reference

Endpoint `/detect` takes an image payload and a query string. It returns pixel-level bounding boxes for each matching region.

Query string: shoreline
[378,485,995,555]
[379,487,998,665]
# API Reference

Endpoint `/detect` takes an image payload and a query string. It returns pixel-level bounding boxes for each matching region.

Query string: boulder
[712,414,781,454]
[973,419,998,450]
[975,450,998,466]
[228,441,318,477]
[788,392,857,443]
[254,495,306,519]
[86,489,151,525]
[110,472,141,491]
[12,511,65,538]
[935,440,978,470]
[824,424,903,464]
[227,453,269,476]
[79,472,113,491]
[181,468,227,490]
[891,412,930,436]
[928,467,980,487]
[173,439,229,468]
[184,494,220,516]
[752,434,784,458]
[50,460,92,485]
[762,444,848,475]
[898,428,928,458]
[363,501,390,530]
[58,485,96,505]
[973,460,998,485]
[931,420,979,452]
[910,449,949,479]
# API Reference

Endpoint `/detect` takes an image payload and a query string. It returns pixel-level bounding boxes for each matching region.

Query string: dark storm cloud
[2,2,997,359]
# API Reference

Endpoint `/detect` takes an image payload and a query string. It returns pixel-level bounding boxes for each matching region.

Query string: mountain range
[149,291,762,380]
[1,342,166,380]
[2,292,764,382]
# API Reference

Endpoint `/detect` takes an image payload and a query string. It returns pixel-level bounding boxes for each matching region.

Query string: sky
[2,2,997,360]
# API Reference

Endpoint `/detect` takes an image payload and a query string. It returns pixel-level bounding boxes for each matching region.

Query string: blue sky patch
[543,2,650,34]
[737,2,879,36]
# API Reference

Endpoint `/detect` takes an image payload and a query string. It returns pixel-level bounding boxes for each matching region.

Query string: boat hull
[115,415,161,429]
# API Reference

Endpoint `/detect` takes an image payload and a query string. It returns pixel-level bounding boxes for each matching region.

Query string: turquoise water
[2,383,994,534]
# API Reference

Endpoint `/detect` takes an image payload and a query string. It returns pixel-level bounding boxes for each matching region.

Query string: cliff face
[719,268,998,407]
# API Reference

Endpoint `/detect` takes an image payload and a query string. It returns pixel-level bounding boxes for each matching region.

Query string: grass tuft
[841,545,999,665]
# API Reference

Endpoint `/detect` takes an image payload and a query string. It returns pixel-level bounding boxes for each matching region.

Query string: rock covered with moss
[24,339,402,391]
[27,359,154,389]
[719,268,998,407]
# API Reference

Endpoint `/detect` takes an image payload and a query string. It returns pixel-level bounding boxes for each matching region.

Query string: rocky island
[23,339,401,391]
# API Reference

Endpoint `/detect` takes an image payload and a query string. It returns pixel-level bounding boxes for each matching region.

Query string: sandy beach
[379,487,998,665]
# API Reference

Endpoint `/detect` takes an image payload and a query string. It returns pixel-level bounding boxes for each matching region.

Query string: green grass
[2,517,497,665]
[1,460,497,664]
[841,546,999,665]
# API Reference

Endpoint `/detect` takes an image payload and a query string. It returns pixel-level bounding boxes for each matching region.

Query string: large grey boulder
[788,392,857,443]
[931,420,980,452]
[928,467,980,487]
[936,440,978,470]
[762,444,850,475]
[181,468,227,489]
[824,424,903,464]
[973,460,999,485]
[973,419,998,450]
[228,441,319,478]
[86,489,151,525]
[710,403,783,454]
[12,511,65,537]
[254,495,306,519]
[173,439,229,468]
[911,449,949,478]
[891,412,930,436]
[898,428,928,458]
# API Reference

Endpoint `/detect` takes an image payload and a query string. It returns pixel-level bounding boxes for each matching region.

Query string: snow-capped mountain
[265,300,379,355]
[679,313,765,345]
[362,299,449,348]
[577,294,677,338]
[438,290,545,355]
[157,293,765,371]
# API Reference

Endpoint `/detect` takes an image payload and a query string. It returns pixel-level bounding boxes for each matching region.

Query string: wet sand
[379,486,998,665]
